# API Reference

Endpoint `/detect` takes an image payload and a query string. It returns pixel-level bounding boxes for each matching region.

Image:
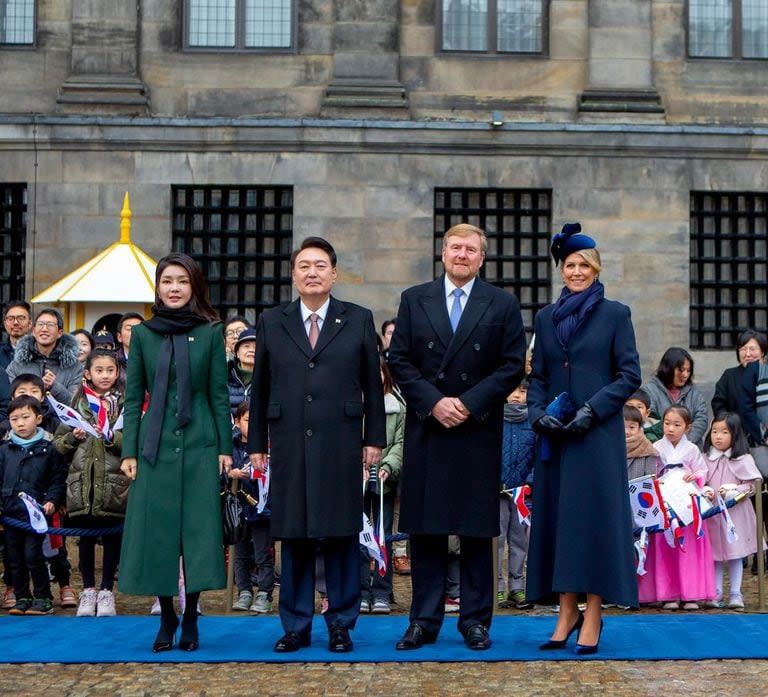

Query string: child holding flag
[53,349,128,617]
[1,373,77,612]
[0,395,67,614]
[359,358,404,615]
[638,405,716,610]
[228,401,274,614]
[498,379,535,610]
[702,412,763,609]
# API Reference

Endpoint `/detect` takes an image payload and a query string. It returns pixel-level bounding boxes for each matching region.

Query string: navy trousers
[279,535,360,636]
[409,534,493,636]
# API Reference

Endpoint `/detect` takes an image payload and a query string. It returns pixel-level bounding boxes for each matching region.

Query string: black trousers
[409,534,493,636]
[4,527,51,600]
[279,536,360,636]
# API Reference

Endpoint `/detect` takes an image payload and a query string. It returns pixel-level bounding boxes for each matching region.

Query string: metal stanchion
[225,478,238,616]
[492,535,499,610]
[756,478,766,612]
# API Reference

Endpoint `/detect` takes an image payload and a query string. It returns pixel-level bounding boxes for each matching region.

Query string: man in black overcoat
[248,237,386,654]
[388,223,525,650]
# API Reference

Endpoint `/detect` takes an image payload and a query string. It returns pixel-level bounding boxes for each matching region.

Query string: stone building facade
[2,1,768,389]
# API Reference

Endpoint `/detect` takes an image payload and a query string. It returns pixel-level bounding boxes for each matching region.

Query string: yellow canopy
[31,193,157,304]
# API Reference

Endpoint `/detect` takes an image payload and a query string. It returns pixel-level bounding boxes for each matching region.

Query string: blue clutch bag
[540,392,577,462]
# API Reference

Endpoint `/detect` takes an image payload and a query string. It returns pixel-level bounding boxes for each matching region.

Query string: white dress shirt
[300,297,331,338]
[444,275,476,316]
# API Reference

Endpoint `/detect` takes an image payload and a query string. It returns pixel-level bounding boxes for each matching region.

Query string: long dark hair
[154,253,219,322]
[656,347,694,388]
[705,412,751,458]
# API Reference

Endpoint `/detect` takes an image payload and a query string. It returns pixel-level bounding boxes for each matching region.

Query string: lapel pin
[188,337,195,342]
[335,318,342,324]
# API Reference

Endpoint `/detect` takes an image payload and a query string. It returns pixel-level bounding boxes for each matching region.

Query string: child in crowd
[638,405,716,610]
[1,374,60,437]
[702,412,763,610]
[229,401,275,614]
[0,395,67,615]
[1,374,74,611]
[497,379,535,610]
[360,358,404,615]
[624,404,658,480]
[54,349,128,617]
[625,389,662,443]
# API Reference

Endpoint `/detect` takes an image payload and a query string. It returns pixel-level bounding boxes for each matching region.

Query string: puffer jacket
[641,376,709,448]
[501,403,536,489]
[6,333,83,403]
[380,392,404,496]
[227,360,252,414]
[0,432,67,519]
[53,393,128,517]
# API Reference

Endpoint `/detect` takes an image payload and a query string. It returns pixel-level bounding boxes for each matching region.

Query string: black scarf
[141,305,210,465]
[551,280,604,349]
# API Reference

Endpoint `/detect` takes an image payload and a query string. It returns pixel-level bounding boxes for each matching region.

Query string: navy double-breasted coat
[247,297,386,539]
[525,298,642,607]
[388,276,526,537]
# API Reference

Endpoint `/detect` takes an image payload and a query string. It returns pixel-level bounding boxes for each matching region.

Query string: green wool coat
[118,322,232,596]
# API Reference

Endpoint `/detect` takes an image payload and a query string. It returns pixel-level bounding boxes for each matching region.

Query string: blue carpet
[1,614,767,663]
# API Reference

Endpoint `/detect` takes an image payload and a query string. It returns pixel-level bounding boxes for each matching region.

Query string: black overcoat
[388,276,525,537]
[247,297,386,539]
[525,298,641,607]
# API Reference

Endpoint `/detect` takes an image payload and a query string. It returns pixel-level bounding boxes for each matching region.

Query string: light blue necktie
[449,288,464,332]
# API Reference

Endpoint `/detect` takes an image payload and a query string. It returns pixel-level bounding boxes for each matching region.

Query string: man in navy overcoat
[388,223,525,650]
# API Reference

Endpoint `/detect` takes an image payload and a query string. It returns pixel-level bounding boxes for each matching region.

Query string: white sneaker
[233,590,253,611]
[372,599,391,614]
[150,597,161,615]
[250,591,272,614]
[728,593,745,610]
[682,602,699,610]
[662,601,680,610]
[96,590,116,617]
[76,588,98,617]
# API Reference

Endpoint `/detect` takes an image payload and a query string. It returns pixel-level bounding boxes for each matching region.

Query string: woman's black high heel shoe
[153,615,180,653]
[575,619,604,656]
[179,592,199,651]
[539,611,584,650]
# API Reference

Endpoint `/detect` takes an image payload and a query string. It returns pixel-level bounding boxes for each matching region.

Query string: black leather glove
[565,403,595,435]
[533,414,567,435]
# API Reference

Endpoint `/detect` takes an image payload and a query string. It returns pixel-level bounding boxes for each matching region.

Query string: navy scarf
[551,280,604,348]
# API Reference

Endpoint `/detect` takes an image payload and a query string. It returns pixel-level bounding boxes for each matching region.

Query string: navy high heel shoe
[539,611,584,650]
[575,619,604,655]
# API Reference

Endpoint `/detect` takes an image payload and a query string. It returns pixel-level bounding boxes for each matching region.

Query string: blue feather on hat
[550,222,596,264]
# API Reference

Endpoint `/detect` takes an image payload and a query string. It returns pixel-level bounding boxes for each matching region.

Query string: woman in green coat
[119,253,232,653]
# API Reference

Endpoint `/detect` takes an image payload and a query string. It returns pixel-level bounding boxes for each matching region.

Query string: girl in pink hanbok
[637,405,716,610]
[702,413,763,610]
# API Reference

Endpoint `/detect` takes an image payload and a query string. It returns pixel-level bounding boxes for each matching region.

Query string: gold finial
[120,192,132,243]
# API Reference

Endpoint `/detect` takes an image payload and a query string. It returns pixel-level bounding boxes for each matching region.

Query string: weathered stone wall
[2,117,767,390]
[3,2,768,123]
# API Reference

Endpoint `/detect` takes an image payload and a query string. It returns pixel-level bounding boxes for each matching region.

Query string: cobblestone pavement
[1,542,767,696]
[2,659,768,696]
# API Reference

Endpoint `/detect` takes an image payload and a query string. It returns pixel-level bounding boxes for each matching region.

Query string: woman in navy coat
[526,224,641,655]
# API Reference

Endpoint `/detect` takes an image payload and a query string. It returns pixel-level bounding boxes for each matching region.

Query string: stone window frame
[690,191,768,350]
[171,185,294,324]
[686,0,768,59]
[0,0,36,48]
[436,0,550,57]
[434,187,552,336]
[182,0,297,53]
[0,183,27,311]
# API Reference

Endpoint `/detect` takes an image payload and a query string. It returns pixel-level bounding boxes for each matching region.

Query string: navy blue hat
[550,223,596,264]
[233,326,256,352]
